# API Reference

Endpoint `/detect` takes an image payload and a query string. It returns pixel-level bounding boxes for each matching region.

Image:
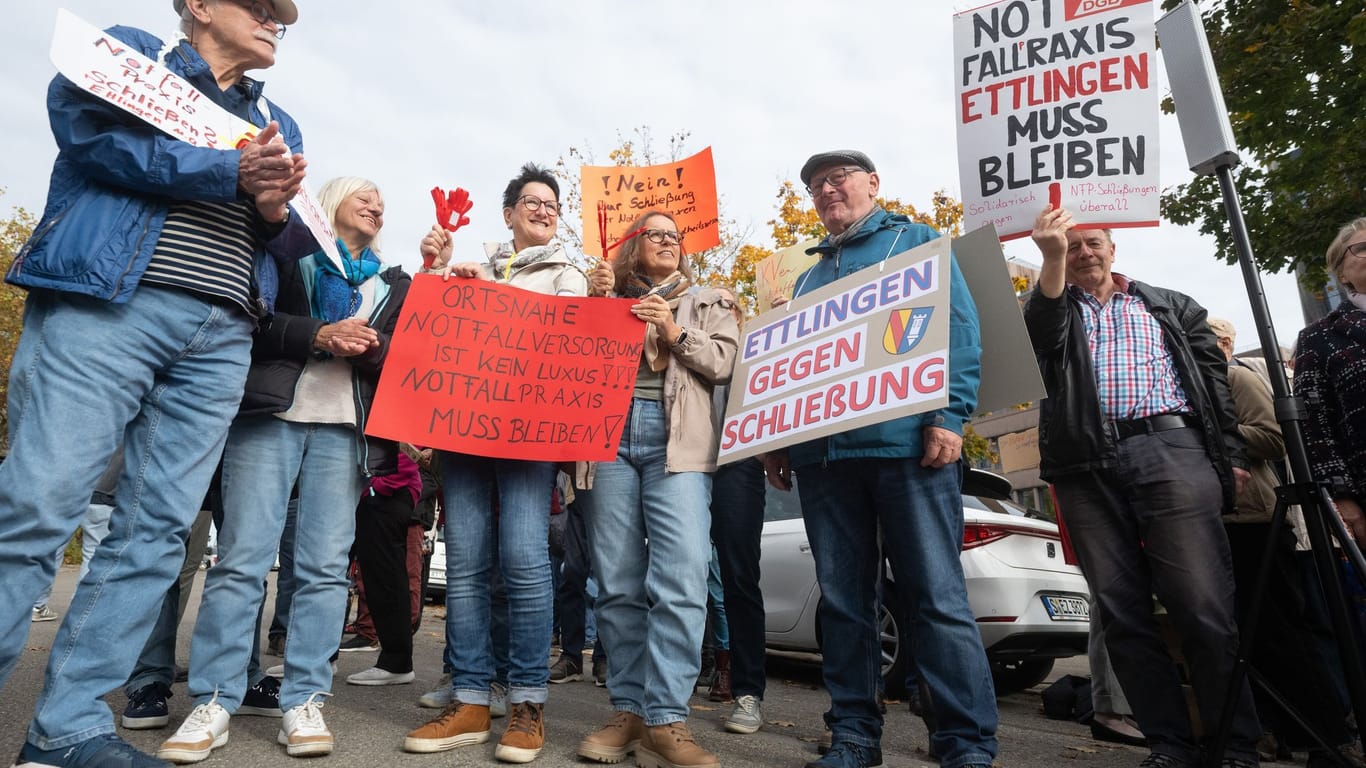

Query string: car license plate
[1042,595,1089,621]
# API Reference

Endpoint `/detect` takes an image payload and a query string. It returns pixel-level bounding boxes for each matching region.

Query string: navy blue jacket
[7,25,310,309]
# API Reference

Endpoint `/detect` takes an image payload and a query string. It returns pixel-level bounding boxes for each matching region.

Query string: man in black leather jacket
[1024,206,1260,768]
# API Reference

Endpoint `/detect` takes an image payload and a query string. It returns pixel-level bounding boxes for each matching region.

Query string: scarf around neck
[313,240,382,323]
[488,240,565,283]
[827,208,880,248]
[624,270,692,371]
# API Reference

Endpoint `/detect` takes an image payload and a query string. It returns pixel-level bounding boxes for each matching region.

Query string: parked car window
[763,474,804,523]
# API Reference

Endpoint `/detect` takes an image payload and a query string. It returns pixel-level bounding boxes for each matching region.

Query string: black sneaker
[592,658,607,687]
[239,675,282,717]
[15,733,170,767]
[122,682,172,729]
[338,634,379,652]
[549,654,582,683]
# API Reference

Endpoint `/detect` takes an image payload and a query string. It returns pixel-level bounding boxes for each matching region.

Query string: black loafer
[1091,718,1147,747]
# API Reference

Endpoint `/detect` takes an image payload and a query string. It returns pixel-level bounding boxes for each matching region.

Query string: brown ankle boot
[494,701,544,763]
[708,650,732,702]
[578,710,644,764]
[637,721,718,768]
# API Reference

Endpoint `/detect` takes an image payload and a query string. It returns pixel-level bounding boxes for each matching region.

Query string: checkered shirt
[1070,277,1191,421]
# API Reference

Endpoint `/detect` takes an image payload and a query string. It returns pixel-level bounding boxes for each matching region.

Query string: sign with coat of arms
[717,236,953,463]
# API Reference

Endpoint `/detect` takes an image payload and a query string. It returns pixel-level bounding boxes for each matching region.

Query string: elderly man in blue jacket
[0,1,312,766]
[764,150,996,768]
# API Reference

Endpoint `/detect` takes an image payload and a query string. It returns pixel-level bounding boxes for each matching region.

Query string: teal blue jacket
[787,209,982,468]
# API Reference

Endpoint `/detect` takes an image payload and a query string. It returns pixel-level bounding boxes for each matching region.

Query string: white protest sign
[718,237,952,464]
[954,0,1159,240]
[754,238,820,312]
[49,8,342,272]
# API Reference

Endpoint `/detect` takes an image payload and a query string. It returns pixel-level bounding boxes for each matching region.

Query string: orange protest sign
[365,275,645,462]
[580,147,720,258]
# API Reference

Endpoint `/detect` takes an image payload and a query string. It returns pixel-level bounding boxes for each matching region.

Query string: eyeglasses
[516,195,560,215]
[805,166,867,196]
[1345,241,1366,258]
[642,229,683,245]
[228,0,287,39]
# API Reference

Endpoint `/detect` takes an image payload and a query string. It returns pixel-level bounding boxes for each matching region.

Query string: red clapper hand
[429,187,473,268]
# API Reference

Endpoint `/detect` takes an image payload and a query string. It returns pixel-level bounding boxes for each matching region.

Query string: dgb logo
[883,308,934,356]
[1066,0,1145,20]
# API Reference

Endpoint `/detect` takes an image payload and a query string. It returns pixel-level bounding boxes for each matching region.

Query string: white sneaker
[489,681,508,719]
[31,605,58,623]
[157,699,230,763]
[346,666,416,686]
[418,673,453,708]
[277,693,333,757]
[725,694,764,734]
[266,661,337,679]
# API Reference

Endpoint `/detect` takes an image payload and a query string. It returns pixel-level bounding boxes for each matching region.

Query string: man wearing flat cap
[764,151,997,768]
[0,2,312,766]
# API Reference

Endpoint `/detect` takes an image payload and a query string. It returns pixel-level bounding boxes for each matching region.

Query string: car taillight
[962,523,1056,550]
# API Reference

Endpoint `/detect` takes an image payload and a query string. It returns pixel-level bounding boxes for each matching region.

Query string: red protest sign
[366,276,645,461]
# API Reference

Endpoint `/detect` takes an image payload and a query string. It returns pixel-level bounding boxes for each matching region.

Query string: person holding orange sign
[574,210,738,768]
[404,163,586,764]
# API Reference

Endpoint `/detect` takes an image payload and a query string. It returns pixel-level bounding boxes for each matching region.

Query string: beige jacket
[575,286,739,489]
[1225,361,1283,524]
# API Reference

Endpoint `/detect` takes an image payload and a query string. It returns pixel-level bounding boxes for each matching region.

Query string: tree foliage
[0,190,36,454]
[1158,0,1366,286]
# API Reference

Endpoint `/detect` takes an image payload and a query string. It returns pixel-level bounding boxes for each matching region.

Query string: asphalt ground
[0,567,1319,768]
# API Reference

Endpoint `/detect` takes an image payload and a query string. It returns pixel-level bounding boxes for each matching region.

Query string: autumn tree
[1158,0,1366,286]
[0,190,36,454]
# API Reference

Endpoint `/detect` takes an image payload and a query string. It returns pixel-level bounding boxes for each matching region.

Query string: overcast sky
[0,1,1308,354]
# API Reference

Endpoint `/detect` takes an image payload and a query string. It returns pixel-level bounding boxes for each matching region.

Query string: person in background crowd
[707,286,770,735]
[575,210,739,768]
[160,176,410,762]
[1294,218,1366,548]
[1025,205,1259,768]
[763,150,995,768]
[549,487,608,688]
[404,163,588,763]
[0,0,310,764]
[1212,316,1362,768]
[698,545,732,702]
[346,449,425,686]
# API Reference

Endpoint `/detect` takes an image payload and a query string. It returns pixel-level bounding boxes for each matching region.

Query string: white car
[760,468,1090,694]
[425,527,446,602]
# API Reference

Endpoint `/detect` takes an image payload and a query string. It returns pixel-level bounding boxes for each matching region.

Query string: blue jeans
[269,496,300,642]
[188,417,362,712]
[77,503,115,582]
[441,453,555,705]
[710,457,767,699]
[580,398,712,725]
[1054,427,1260,764]
[36,500,115,610]
[798,458,998,768]
[126,507,214,694]
[705,544,729,650]
[0,286,251,749]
